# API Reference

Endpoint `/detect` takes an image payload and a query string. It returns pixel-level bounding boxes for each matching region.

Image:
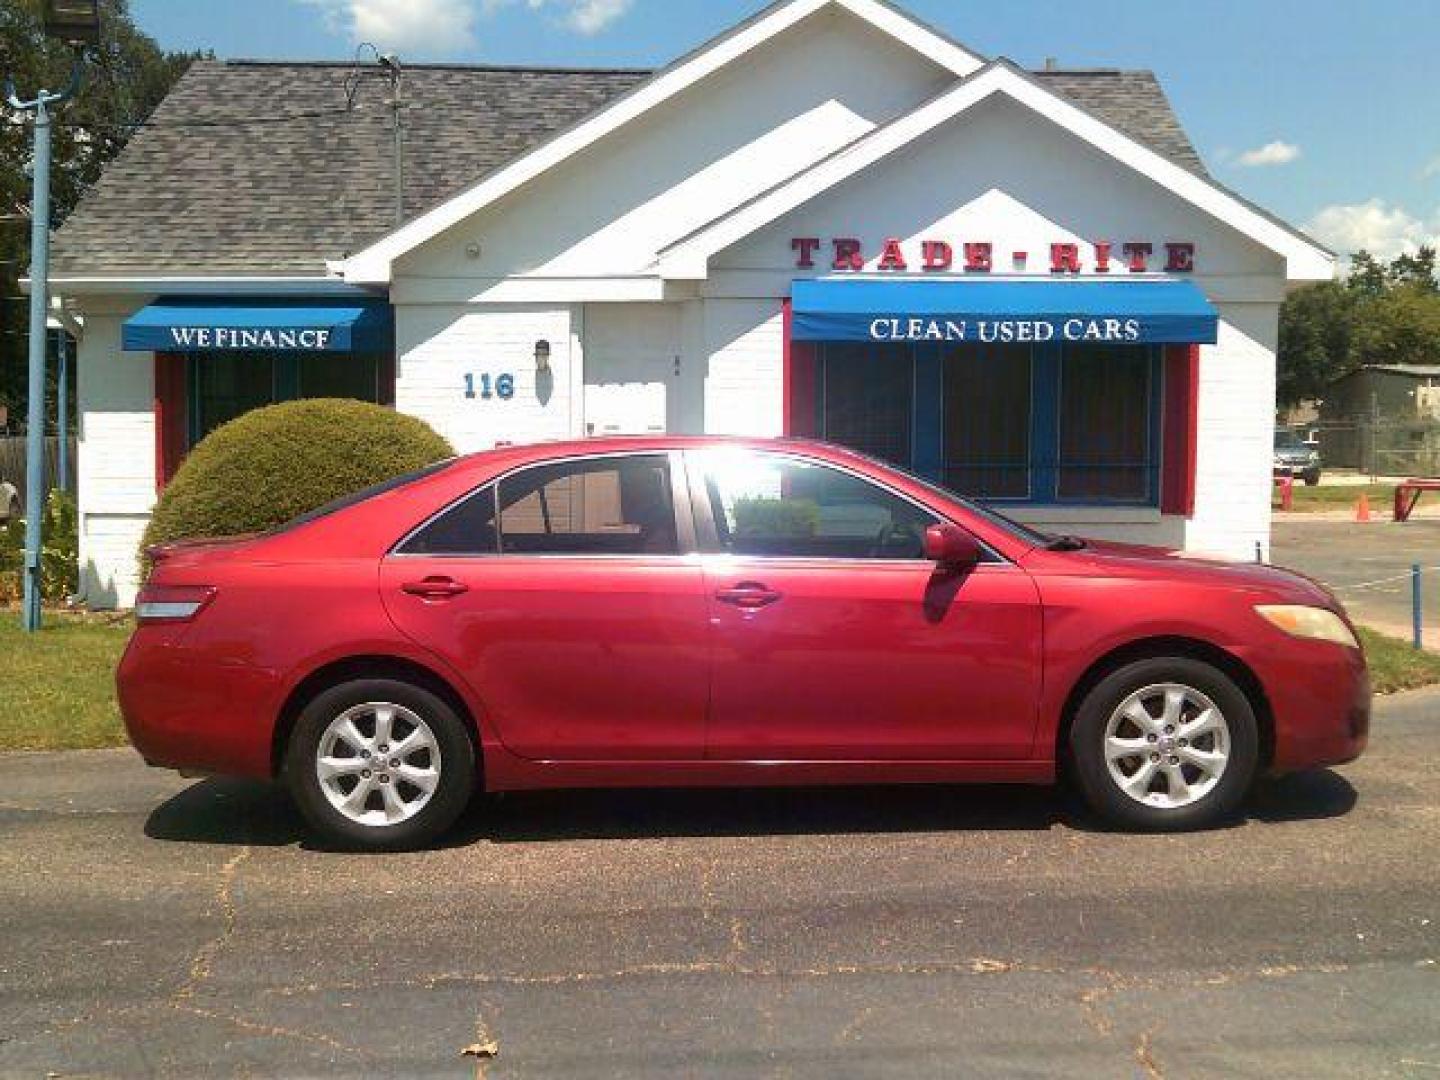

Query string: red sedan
[119,437,1369,849]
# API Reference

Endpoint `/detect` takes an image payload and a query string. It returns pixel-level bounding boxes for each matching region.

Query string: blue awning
[123,297,393,354]
[791,279,1218,345]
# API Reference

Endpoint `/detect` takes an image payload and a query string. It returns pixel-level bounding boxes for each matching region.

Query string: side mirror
[924,523,982,569]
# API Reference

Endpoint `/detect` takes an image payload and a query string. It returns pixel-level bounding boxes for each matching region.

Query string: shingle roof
[1034,69,1207,176]
[53,59,1207,278]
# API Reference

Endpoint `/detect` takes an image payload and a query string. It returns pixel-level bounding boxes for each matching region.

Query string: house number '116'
[464,373,516,401]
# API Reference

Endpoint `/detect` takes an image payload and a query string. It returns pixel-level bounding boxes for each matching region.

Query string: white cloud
[305,0,477,56]
[1236,140,1301,168]
[482,0,633,35]
[1423,156,1440,179]
[1305,198,1440,262]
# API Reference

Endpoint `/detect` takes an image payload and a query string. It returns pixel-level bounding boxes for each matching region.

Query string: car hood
[1021,537,1336,606]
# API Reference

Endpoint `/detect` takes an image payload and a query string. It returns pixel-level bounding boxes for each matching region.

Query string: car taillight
[135,584,216,623]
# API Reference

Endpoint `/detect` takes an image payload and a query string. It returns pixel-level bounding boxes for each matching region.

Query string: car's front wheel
[285,678,476,850]
[1069,657,1259,831]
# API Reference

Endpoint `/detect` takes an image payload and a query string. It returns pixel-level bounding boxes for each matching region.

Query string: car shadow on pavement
[143,769,1357,851]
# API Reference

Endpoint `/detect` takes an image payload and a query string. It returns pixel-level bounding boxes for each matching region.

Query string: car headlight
[1255,605,1358,648]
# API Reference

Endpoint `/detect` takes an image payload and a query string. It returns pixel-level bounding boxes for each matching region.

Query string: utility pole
[6,0,98,630]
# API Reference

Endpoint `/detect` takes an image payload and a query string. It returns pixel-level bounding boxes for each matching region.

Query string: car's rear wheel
[1069,657,1259,831]
[285,678,475,850]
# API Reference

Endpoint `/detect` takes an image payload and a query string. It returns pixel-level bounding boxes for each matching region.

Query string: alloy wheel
[1103,683,1231,810]
[315,702,442,827]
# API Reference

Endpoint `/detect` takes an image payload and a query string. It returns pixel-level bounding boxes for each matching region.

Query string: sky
[128,0,1440,262]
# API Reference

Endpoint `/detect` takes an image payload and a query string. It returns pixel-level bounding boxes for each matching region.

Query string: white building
[50,0,1332,608]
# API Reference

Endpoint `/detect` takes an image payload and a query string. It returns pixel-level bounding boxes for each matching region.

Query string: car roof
[453,435,859,468]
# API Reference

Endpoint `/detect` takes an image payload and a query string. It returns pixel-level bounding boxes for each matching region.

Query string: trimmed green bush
[733,496,820,539]
[141,399,454,561]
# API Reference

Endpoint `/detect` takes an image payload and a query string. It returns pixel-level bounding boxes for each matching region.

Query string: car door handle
[401,576,469,600]
[715,582,783,610]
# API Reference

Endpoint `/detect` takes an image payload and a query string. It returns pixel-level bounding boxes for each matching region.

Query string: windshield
[1274,431,1306,451]
[848,453,1055,549]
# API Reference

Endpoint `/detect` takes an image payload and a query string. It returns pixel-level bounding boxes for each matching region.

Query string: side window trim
[394,449,697,559]
[683,448,1006,565]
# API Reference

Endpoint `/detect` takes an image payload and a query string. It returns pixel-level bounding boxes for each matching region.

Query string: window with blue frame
[816,342,1163,507]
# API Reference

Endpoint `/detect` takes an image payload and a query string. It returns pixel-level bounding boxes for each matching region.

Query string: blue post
[1414,564,1424,651]
[7,58,82,632]
[57,328,69,494]
[19,96,53,633]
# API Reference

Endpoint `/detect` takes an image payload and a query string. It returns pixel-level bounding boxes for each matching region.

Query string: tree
[1277,249,1440,409]
[0,0,200,432]
[1278,280,1356,407]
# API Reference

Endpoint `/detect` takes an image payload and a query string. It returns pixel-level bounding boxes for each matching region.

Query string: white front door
[584,303,681,436]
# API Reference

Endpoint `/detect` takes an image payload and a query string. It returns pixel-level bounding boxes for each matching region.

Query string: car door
[380,451,710,761]
[689,448,1043,761]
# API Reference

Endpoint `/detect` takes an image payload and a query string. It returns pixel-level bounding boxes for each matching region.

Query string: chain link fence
[1317,419,1440,477]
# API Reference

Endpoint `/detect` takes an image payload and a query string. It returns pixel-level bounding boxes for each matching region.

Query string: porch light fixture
[44,0,102,45]
[534,339,551,374]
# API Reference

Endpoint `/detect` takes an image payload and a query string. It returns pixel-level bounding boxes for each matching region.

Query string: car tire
[285,678,476,850]
[1303,470,1321,486]
[1068,657,1259,832]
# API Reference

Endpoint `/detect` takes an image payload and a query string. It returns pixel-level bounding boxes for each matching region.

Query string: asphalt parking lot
[2,690,1438,1078]
[1272,518,1440,638]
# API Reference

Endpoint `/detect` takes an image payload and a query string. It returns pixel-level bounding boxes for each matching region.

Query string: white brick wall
[76,310,155,608]
[1185,302,1279,561]
[703,300,784,436]
[395,304,577,454]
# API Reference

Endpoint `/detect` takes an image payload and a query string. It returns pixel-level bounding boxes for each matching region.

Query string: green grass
[0,613,1434,754]
[1280,483,1394,511]
[1358,625,1440,694]
[0,612,132,751]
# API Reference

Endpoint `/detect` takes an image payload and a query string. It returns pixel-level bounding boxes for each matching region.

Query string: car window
[399,485,499,555]
[497,455,678,556]
[697,451,939,560]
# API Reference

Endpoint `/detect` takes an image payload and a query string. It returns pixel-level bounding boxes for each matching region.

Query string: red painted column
[1160,344,1199,516]
[153,352,188,492]
[782,298,818,438]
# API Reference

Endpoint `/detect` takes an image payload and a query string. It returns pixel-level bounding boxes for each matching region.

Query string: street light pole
[6,57,83,631]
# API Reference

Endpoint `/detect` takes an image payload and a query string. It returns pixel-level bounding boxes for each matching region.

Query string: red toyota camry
[118,437,1369,849]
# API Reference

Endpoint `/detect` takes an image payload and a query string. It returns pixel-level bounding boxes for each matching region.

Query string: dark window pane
[299,353,380,400]
[497,455,677,556]
[701,451,938,559]
[1058,346,1153,502]
[820,343,913,468]
[399,485,497,555]
[943,344,1031,499]
[192,353,273,442]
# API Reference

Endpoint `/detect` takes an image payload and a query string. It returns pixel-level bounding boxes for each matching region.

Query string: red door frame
[153,352,188,493]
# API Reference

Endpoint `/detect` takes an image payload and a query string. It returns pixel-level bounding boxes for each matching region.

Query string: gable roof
[657,60,1332,282]
[50,3,1223,284]
[338,0,988,283]
[51,60,648,278]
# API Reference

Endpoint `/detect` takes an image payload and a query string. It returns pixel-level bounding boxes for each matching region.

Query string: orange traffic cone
[1355,492,1371,523]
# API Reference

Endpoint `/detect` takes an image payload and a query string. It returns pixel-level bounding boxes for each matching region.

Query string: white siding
[1185,302,1279,561]
[703,300,785,436]
[76,309,155,608]
[394,304,577,454]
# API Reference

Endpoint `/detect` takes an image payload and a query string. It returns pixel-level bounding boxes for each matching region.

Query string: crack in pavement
[165,846,368,1060]
[1135,1027,1165,1079]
